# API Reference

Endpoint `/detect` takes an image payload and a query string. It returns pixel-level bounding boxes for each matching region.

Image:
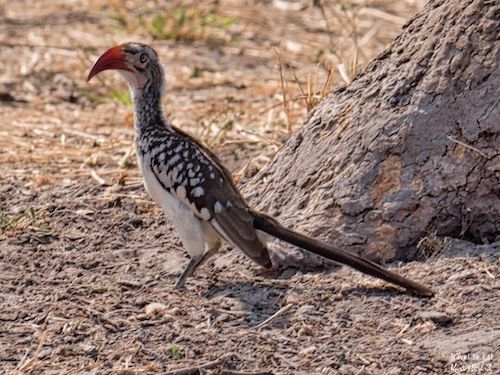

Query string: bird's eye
[140,53,148,64]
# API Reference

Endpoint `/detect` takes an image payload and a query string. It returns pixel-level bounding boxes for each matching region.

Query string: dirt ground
[0,1,498,374]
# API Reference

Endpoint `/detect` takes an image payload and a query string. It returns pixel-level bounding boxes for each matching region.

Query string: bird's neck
[132,84,170,133]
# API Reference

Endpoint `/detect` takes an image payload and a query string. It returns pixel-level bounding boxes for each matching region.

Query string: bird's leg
[174,242,221,289]
[174,257,200,289]
[190,242,221,276]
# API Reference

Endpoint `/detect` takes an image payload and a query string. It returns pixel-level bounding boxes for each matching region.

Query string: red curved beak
[87,45,130,82]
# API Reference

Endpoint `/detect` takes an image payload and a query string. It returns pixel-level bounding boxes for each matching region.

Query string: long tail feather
[252,211,434,297]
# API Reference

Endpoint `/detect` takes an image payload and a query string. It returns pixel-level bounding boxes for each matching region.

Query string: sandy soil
[0,1,498,374]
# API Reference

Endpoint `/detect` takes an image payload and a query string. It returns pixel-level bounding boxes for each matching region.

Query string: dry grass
[416,232,445,260]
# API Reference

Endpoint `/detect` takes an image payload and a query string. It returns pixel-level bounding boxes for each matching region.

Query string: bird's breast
[137,152,176,215]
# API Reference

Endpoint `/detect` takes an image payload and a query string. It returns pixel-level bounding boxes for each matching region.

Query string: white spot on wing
[191,186,204,197]
[190,178,200,186]
[176,185,186,199]
[168,154,180,166]
[214,201,224,214]
[200,207,211,220]
[171,168,178,181]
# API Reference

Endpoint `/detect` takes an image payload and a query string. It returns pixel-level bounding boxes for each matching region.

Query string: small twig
[221,139,262,146]
[161,354,233,375]
[90,169,107,185]
[213,308,250,317]
[17,328,49,373]
[321,61,335,99]
[291,67,309,111]
[273,49,292,134]
[482,267,495,279]
[447,136,487,158]
[117,279,142,288]
[256,93,329,115]
[254,303,293,330]
[359,7,407,25]
[337,63,351,84]
[352,14,361,74]
[63,128,107,142]
[479,92,500,122]
[94,194,155,205]
[93,261,131,270]
[120,144,136,167]
[239,129,282,147]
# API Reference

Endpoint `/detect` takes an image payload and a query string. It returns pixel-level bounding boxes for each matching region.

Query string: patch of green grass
[79,89,104,104]
[82,86,131,107]
[190,65,202,78]
[108,14,128,28]
[109,89,132,106]
[111,5,238,44]
[0,207,55,237]
[150,13,168,39]
[169,345,183,361]
[149,7,237,42]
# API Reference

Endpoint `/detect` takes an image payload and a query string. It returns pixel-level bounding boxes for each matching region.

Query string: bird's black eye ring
[140,53,148,64]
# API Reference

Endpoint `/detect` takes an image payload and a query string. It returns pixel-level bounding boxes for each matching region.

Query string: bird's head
[87,43,164,96]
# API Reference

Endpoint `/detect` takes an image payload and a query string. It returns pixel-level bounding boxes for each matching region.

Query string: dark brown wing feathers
[172,126,271,268]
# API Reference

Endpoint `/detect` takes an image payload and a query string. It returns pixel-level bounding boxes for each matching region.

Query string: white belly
[137,152,220,258]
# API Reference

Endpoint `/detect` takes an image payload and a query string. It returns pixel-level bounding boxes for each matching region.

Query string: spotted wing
[146,126,271,267]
